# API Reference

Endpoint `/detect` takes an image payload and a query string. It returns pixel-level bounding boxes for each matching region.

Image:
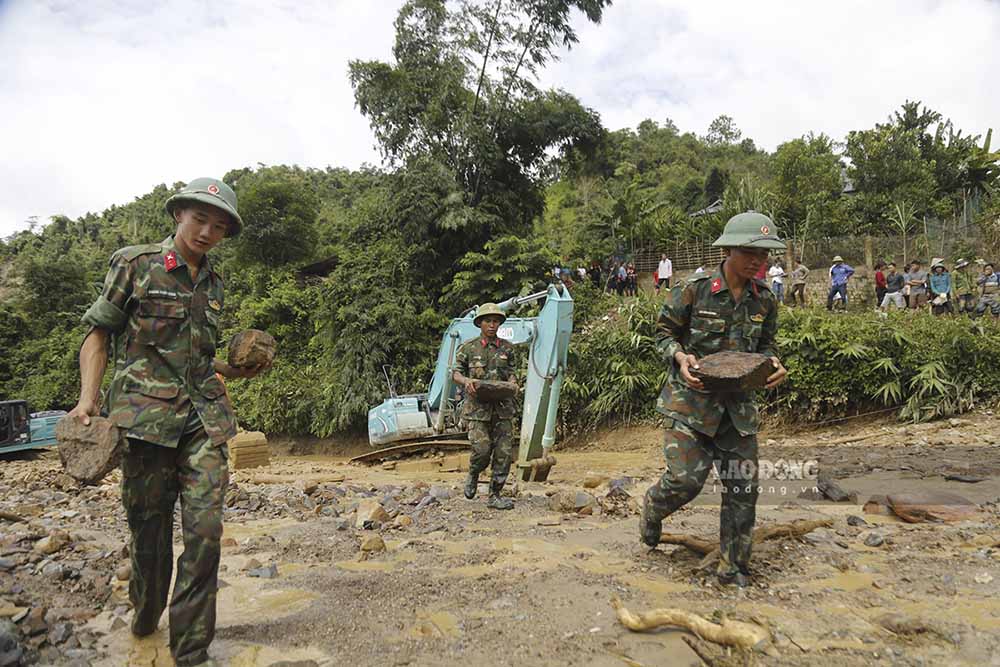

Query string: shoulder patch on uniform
[114,243,162,263]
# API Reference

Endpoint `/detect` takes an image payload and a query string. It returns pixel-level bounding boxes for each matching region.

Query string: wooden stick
[611,597,770,651]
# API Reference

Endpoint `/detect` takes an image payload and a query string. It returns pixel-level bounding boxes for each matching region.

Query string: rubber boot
[639,500,662,548]
[487,479,513,510]
[464,472,479,500]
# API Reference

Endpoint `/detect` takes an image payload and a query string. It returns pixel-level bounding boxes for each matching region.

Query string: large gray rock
[55,416,124,485]
[228,329,276,369]
[0,620,23,667]
[692,351,774,392]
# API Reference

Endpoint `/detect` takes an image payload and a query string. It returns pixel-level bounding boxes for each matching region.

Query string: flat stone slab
[473,380,518,403]
[55,416,125,485]
[692,351,774,392]
[887,491,979,523]
[228,329,276,369]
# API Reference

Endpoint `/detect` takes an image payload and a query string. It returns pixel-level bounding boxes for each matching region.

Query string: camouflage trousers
[467,415,514,483]
[121,427,228,667]
[644,414,759,576]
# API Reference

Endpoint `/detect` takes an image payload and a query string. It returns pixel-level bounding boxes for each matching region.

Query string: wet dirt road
[3,413,1000,666]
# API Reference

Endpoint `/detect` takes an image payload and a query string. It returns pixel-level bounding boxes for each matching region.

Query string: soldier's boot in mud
[487,480,514,510]
[717,568,751,588]
[639,498,662,548]
[464,472,479,500]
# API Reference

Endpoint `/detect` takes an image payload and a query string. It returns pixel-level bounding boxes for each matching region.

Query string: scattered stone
[0,619,23,667]
[691,351,774,392]
[243,558,263,571]
[428,486,451,501]
[0,559,15,572]
[536,516,562,526]
[34,530,71,555]
[355,500,391,529]
[548,490,597,514]
[228,329,277,369]
[41,562,66,580]
[49,622,72,644]
[115,563,131,582]
[846,515,869,527]
[109,617,127,632]
[393,515,413,528]
[863,495,894,516]
[360,535,386,553]
[332,518,350,531]
[817,474,857,503]
[20,607,47,636]
[247,563,279,579]
[862,532,885,547]
[55,415,125,485]
[876,613,939,636]
[974,573,993,585]
[944,473,987,484]
[220,537,238,548]
[582,472,609,489]
[607,477,634,492]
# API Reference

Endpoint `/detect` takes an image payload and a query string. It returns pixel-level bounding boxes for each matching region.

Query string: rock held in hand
[691,352,775,392]
[55,416,125,485]
[227,329,276,369]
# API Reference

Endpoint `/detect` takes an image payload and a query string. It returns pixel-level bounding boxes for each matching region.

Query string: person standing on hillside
[953,259,976,314]
[67,178,268,667]
[788,258,809,307]
[768,260,786,304]
[827,255,854,310]
[929,261,953,316]
[874,261,887,310]
[880,262,906,310]
[453,304,518,510]
[641,211,788,588]
[975,263,1000,318]
[906,260,928,310]
[656,253,673,294]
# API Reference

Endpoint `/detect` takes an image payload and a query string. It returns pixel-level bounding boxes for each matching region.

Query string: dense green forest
[3,0,1000,436]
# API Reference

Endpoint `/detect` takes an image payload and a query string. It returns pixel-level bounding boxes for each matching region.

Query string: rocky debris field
[2,412,1000,666]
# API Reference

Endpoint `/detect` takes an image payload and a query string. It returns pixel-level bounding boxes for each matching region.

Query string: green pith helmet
[712,211,786,250]
[164,177,243,237]
[473,303,507,327]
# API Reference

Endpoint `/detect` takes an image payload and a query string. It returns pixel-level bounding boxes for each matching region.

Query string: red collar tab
[710,278,722,294]
[164,251,178,272]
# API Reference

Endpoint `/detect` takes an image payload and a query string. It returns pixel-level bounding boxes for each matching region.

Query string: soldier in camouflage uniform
[68,178,267,667]
[453,303,518,510]
[640,211,789,588]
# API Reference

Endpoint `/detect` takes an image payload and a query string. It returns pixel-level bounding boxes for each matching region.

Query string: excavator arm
[363,284,573,480]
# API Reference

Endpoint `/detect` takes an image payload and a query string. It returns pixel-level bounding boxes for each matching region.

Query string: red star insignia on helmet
[164,251,178,271]
[207,183,220,195]
[711,278,722,293]
[760,225,770,235]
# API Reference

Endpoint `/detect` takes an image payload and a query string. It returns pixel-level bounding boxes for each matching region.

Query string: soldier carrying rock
[452,303,518,510]
[640,211,789,587]
[67,178,269,667]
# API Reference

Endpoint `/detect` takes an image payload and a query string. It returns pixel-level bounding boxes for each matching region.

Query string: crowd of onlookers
[762,255,1000,318]
[555,252,1000,319]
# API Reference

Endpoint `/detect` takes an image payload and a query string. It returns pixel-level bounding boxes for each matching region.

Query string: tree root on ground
[611,597,771,652]
[659,518,834,570]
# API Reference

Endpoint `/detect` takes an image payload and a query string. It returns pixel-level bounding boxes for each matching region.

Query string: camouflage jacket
[656,263,779,437]
[455,336,517,422]
[81,236,237,448]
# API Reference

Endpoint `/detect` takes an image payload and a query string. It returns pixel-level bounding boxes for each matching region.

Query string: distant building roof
[690,199,723,218]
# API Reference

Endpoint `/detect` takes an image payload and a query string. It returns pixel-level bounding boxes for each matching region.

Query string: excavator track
[349,439,470,465]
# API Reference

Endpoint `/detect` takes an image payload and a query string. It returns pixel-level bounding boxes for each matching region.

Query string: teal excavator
[356,284,573,481]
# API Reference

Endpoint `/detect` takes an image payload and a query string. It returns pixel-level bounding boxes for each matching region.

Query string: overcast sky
[2,0,998,236]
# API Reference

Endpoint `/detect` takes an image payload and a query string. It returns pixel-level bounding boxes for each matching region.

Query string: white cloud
[2,0,998,236]
[540,0,1000,151]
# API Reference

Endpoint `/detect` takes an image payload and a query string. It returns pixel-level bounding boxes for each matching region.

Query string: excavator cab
[0,401,31,450]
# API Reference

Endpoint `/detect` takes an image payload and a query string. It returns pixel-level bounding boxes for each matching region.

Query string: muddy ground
[3,412,1000,666]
